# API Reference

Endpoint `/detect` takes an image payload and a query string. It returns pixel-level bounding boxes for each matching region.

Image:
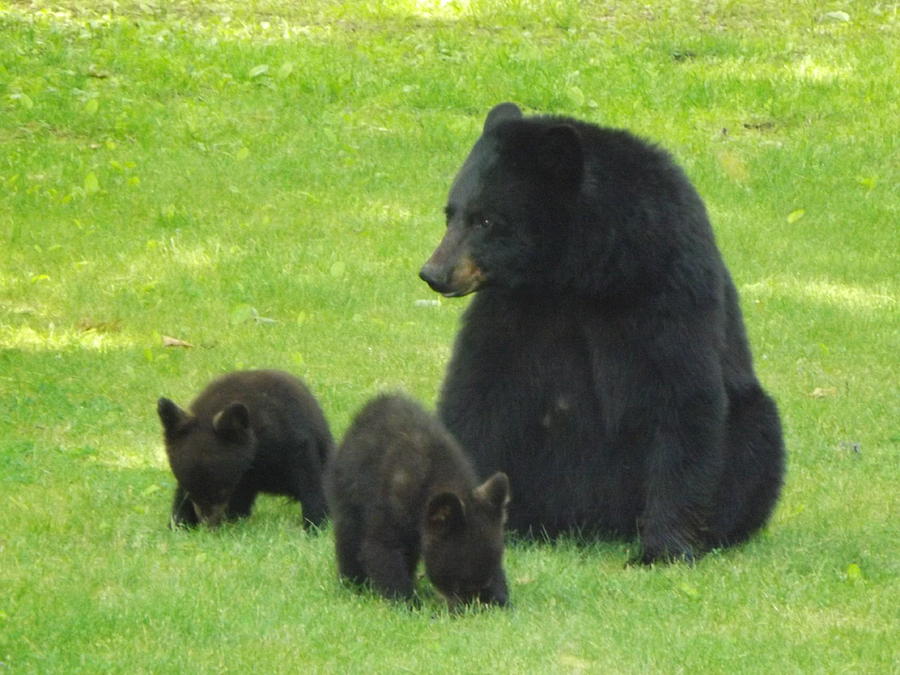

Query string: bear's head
[420,102,583,296]
[422,471,510,607]
[157,397,257,527]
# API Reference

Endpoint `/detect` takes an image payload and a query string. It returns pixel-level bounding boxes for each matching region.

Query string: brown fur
[325,394,510,606]
[157,370,333,529]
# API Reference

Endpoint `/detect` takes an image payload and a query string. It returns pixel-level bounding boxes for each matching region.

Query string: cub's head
[422,471,511,607]
[419,102,583,296]
[157,397,256,527]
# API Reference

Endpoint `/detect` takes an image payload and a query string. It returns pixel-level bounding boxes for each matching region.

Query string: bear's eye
[475,217,492,229]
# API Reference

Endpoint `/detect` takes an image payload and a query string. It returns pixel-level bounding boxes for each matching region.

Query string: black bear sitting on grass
[157,370,333,529]
[419,103,785,564]
[325,393,510,606]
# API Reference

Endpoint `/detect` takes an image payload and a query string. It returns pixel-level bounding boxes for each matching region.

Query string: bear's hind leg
[714,385,785,545]
[299,492,328,530]
[286,436,329,529]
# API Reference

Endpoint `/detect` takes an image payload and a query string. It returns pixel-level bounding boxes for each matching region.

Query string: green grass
[1,0,897,671]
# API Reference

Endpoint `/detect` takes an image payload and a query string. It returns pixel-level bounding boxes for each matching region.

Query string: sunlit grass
[0,324,139,350]
[743,277,897,313]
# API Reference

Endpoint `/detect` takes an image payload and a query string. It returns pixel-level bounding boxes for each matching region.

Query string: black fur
[157,370,333,529]
[420,103,785,564]
[325,394,510,606]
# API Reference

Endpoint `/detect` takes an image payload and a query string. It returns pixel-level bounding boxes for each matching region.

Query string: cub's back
[328,394,477,520]
[190,370,331,441]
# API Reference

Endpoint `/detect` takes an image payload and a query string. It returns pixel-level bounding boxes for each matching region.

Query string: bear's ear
[483,102,522,134]
[212,402,250,436]
[537,124,583,185]
[426,492,466,536]
[474,472,510,513]
[157,397,189,435]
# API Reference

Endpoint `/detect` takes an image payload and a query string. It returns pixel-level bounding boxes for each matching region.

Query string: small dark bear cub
[325,393,510,607]
[157,369,333,529]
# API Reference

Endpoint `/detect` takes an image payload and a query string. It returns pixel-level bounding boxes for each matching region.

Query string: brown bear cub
[325,393,510,607]
[157,370,333,529]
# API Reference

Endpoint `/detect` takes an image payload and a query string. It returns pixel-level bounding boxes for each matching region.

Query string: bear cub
[325,393,510,607]
[157,369,333,529]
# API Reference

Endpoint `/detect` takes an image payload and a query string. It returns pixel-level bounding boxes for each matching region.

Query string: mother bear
[419,103,785,564]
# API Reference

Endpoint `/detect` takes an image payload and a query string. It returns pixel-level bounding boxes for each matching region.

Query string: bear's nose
[419,263,450,295]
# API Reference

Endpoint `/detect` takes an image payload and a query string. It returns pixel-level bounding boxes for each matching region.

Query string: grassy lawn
[1,0,897,671]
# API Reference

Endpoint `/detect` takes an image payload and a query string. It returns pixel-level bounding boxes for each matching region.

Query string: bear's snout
[420,259,485,298]
[419,261,452,295]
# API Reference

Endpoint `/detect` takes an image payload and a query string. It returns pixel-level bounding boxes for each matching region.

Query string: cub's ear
[484,102,522,133]
[212,402,250,436]
[537,124,583,185]
[474,472,510,513]
[157,398,189,435]
[426,492,466,535]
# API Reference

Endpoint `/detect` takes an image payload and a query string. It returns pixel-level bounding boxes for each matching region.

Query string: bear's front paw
[475,568,509,607]
[630,531,698,566]
[627,547,696,567]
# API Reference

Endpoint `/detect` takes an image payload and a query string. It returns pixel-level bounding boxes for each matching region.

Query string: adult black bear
[325,394,510,606]
[420,103,785,564]
[157,370,333,529]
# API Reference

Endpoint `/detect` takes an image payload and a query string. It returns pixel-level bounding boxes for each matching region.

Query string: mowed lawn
[1,1,897,672]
